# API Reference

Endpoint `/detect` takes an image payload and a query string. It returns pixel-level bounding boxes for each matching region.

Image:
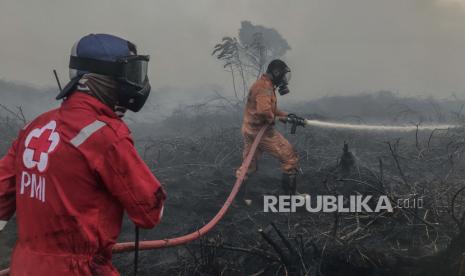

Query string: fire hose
[112,125,267,252]
[0,125,268,275]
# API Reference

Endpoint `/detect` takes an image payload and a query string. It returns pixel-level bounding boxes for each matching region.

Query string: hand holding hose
[280,113,306,134]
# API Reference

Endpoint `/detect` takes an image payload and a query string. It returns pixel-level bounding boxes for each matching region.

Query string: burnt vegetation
[1,90,465,276]
[122,94,465,276]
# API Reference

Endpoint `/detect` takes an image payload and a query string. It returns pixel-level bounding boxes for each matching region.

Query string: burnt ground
[2,112,465,276]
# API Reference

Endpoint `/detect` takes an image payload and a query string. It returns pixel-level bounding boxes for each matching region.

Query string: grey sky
[1,0,465,101]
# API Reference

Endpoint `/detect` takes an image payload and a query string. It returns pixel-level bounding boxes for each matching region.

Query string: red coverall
[0,92,166,275]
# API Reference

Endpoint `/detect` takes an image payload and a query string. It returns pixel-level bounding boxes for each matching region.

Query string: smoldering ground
[2,85,465,275]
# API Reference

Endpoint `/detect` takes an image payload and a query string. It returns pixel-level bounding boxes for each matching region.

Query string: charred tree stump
[339,142,356,175]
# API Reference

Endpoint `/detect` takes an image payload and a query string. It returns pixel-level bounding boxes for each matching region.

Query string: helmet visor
[120,55,150,87]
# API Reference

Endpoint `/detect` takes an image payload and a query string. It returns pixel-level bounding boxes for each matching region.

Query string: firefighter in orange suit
[236,59,303,195]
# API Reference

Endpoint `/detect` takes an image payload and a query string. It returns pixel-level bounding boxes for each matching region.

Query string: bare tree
[212,21,291,103]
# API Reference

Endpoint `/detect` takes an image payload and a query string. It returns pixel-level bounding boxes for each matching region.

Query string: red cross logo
[23,120,60,173]
[28,129,53,162]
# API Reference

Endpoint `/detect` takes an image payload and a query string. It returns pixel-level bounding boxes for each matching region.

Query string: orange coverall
[236,74,298,176]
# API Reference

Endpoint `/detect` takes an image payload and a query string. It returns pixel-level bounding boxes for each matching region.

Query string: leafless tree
[212,21,291,103]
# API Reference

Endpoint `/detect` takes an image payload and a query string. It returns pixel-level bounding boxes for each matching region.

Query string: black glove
[286,114,306,134]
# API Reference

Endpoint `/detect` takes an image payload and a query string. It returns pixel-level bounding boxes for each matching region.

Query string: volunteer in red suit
[0,33,166,275]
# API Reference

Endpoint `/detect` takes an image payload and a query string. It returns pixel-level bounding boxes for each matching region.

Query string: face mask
[117,78,151,112]
[273,68,291,96]
[283,70,291,83]
[278,83,290,96]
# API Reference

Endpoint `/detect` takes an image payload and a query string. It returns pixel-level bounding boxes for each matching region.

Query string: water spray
[284,115,459,133]
[303,119,458,132]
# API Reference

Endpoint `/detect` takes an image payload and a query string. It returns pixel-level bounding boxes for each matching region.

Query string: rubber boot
[281,173,297,195]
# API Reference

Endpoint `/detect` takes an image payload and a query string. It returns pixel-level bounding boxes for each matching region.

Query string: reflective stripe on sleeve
[70,120,106,147]
[0,220,7,231]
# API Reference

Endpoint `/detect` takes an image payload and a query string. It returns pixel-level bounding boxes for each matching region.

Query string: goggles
[283,69,292,83]
[69,55,150,87]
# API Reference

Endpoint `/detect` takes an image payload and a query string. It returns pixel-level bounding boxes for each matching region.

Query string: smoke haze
[0,0,465,106]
